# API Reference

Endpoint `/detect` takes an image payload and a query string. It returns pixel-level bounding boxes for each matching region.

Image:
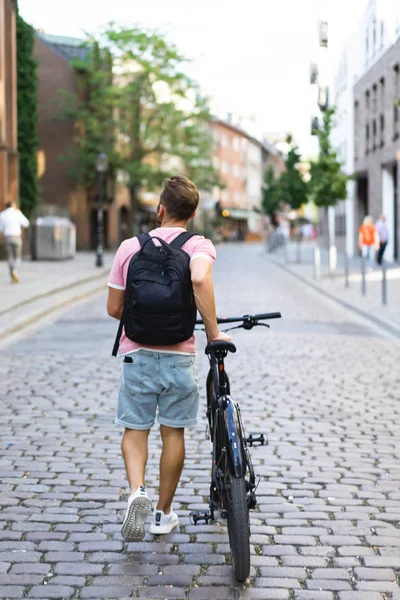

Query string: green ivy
[16,1,38,217]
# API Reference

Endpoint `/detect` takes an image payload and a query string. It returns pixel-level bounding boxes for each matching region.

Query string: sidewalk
[0,253,112,342]
[268,241,400,337]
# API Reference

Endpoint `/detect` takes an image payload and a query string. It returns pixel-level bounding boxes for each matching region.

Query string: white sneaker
[121,486,152,541]
[149,508,179,535]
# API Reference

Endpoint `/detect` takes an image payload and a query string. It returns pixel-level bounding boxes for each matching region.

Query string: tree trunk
[130,183,141,236]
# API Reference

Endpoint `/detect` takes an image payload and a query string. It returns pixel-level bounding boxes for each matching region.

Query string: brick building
[210,119,284,239]
[354,37,400,262]
[34,33,130,250]
[0,0,18,212]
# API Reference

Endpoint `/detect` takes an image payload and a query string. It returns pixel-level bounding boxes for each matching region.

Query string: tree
[58,41,119,190]
[309,107,347,208]
[262,166,282,219]
[59,24,218,233]
[279,135,308,210]
[16,2,39,216]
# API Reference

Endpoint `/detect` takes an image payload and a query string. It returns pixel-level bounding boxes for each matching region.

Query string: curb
[0,268,108,318]
[0,282,106,345]
[269,257,400,340]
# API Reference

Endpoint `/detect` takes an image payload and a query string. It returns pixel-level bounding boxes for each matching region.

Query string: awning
[224,209,261,220]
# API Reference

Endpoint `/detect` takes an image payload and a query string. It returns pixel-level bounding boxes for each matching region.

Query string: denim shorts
[116,350,199,430]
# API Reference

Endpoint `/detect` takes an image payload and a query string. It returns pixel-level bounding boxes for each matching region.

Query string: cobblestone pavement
[1,243,400,600]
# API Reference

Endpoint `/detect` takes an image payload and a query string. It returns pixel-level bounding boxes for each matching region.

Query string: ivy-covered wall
[15,1,39,216]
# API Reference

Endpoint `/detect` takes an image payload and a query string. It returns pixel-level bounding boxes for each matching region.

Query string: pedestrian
[107,175,231,541]
[358,215,379,268]
[375,214,389,265]
[0,201,30,283]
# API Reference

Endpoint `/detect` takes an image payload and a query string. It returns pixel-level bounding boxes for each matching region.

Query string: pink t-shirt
[108,227,216,355]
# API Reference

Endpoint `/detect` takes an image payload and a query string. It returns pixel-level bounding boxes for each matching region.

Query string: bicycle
[190,312,282,582]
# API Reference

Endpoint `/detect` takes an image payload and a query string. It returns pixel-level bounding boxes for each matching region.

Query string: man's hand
[208,330,232,343]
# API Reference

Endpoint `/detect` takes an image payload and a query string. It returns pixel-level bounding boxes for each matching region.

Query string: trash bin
[31,216,76,260]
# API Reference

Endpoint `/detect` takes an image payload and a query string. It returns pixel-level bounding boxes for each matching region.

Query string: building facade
[331,0,400,257]
[0,0,18,212]
[354,35,400,262]
[34,33,130,250]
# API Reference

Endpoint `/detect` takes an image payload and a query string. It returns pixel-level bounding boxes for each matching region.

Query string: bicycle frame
[206,348,257,512]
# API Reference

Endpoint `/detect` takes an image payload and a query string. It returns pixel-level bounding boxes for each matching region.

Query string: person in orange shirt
[359,215,379,267]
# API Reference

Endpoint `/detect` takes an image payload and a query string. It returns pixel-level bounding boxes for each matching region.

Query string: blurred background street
[2,0,400,598]
[1,244,400,600]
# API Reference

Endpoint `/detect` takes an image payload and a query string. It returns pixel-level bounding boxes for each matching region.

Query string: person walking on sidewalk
[107,175,231,541]
[358,215,379,268]
[375,215,389,265]
[0,201,30,283]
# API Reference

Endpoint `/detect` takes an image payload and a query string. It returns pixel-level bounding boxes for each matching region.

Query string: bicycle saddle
[205,341,237,355]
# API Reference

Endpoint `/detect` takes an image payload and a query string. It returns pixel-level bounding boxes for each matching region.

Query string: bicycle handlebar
[196,312,282,325]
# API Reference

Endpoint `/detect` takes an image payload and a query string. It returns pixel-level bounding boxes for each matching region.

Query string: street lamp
[95,151,108,267]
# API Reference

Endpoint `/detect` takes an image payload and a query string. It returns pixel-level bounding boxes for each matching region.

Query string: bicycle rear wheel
[226,475,251,582]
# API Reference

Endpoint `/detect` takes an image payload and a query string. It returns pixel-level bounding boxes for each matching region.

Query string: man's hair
[5,202,12,209]
[160,176,199,221]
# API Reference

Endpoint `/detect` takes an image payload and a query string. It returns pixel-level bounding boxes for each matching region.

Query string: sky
[18,0,368,156]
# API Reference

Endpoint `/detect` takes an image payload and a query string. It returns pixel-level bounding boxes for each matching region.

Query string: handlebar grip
[254,312,282,320]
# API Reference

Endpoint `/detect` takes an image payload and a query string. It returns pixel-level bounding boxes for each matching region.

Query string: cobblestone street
[1,243,400,600]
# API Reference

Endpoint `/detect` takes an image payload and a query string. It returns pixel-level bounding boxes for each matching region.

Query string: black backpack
[112,231,197,356]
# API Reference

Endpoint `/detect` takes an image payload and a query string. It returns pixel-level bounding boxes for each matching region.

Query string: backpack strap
[112,316,124,357]
[169,231,197,249]
[137,233,151,248]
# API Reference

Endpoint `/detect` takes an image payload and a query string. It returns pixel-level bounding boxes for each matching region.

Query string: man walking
[375,215,389,265]
[0,201,30,283]
[107,175,230,541]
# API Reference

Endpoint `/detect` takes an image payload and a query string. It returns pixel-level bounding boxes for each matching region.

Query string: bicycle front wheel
[226,475,251,582]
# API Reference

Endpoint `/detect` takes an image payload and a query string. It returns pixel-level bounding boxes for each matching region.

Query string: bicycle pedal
[189,511,213,525]
[205,426,210,440]
[246,433,268,447]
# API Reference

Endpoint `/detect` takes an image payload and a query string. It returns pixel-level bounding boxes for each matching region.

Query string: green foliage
[262,166,282,217]
[309,107,347,208]
[279,135,308,210]
[16,5,38,216]
[58,23,218,231]
[57,41,119,188]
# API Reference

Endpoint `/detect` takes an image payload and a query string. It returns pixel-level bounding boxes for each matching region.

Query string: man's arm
[107,288,124,320]
[190,257,231,342]
[18,211,30,228]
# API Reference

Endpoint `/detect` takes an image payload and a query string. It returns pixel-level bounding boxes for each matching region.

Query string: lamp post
[95,151,108,267]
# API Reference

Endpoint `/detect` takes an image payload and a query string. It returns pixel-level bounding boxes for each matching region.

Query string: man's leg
[157,425,185,514]
[5,238,15,278]
[377,243,384,265]
[121,428,150,494]
[14,237,22,271]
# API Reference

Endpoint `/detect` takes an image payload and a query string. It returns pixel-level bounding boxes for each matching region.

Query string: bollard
[314,247,321,279]
[284,242,289,263]
[382,261,387,305]
[361,256,366,296]
[344,253,349,288]
[329,245,337,277]
[296,240,301,264]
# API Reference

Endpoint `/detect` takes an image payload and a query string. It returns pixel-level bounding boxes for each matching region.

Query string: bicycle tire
[226,475,251,582]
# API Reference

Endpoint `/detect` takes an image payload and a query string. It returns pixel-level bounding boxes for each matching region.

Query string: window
[393,65,399,140]
[365,90,370,111]
[380,77,385,107]
[221,161,228,174]
[380,114,385,147]
[381,21,384,48]
[354,101,359,160]
[365,30,369,61]
[366,123,370,154]
[373,19,376,52]
[372,84,377,113]
[372,119,377,150]
[221,134,228,147]
[233,164,240,178]
[233,137,240,151]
